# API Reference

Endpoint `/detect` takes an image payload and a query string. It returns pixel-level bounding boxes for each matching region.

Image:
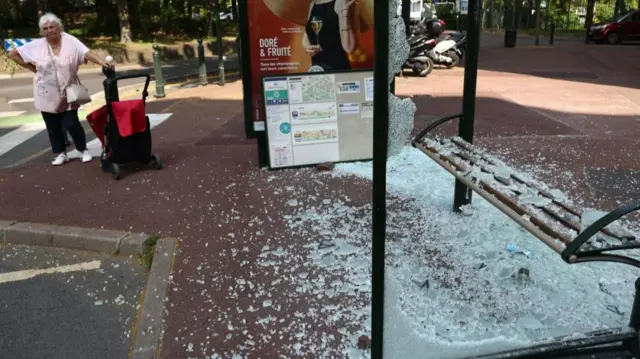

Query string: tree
[117,0,133,43]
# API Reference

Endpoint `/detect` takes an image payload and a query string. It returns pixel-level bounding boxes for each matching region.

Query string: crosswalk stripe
[68,113,173,159]
[0,111,27,118]
[7,98,35,104]
[0,122,47,157]
[0,113,172,161]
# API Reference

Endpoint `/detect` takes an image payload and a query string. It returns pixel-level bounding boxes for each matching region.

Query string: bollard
[197,38,208,86]
[152,43,166,98]
[549,22,555,45]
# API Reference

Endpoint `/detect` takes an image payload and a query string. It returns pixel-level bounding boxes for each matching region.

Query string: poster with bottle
[243,0,375,137]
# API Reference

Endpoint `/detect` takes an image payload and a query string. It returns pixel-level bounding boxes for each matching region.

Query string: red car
[588,9,640,44]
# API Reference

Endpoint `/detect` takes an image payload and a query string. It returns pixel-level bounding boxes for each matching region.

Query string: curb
[0,219,149,256]
[129,237,176,359]
[0,219,177,359]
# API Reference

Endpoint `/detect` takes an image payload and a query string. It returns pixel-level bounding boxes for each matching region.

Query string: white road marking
[8,98,34,104]
[0,110,26,118]
[0,122,47,157]
[68,113,173,159]
[0,260,102,284]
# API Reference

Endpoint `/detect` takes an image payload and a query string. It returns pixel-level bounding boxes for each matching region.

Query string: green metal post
[534,0,541,45]
[152,43,166,98]
[215,0,225,86]
[197,38,208,86]
[453,0,482,211]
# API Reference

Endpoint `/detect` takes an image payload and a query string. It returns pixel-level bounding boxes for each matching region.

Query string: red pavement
[1,42,640,357]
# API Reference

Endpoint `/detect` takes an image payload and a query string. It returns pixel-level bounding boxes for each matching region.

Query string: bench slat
[415,142,565,254]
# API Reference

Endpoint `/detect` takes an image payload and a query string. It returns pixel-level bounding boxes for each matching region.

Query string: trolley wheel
[149,154,162,170]
[101,159,111,173]
[111,163,121,180]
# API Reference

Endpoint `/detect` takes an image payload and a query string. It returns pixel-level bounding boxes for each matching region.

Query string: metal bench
[412,113,640,359]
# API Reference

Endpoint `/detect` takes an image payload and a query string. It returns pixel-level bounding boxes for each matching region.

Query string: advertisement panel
[244,0,374,135]
[263,71,373,168]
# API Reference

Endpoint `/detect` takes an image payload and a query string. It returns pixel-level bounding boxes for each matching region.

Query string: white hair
[38,13,64,31]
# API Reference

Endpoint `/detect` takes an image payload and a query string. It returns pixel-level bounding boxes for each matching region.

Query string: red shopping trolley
[86,71,161,180]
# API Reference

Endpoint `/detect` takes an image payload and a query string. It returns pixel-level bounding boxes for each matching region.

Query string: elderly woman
[7,13,114,166]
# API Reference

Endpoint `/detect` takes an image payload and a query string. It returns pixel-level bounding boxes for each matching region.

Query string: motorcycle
[425,37,460,68]
[402,34,434,77]
[411,17,461,69]
[445,31,467,61]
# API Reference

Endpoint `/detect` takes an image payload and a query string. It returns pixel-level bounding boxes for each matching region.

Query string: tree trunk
[117,0,133,44]
[232,0,238,20]
[173,0,185,14]
[536,0,540,46]
[614,0,626,16]
[207,9,214,37]
[36,0,48,17]
[128,0,140,36]
[584,0,595,41]
[9,0,21,23]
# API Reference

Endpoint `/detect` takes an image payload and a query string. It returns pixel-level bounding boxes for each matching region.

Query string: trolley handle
[113,73,152,97]
[102,66,152,102]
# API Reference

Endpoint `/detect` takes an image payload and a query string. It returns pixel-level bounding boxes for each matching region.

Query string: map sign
[262,71,373,168]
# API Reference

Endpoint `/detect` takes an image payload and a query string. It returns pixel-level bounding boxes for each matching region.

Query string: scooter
[445,31,467,61]
[403,34,434,77]
[427,37,460,68]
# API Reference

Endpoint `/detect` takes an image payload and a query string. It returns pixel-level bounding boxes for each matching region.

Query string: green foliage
[140,234,159,270]
[0,49,21,75]
[1,0,239,43]
[435,2,458,27]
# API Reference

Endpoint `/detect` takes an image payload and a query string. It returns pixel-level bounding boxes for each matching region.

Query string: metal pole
[215,0,225,86]
[534,0,541,45]
[197,38,208,86]
[629,278,640,331]
[453,0,481,211]
[371,0,390,357]
[402,0,411,36]
[152,43,165,98]
[549,22,555,45]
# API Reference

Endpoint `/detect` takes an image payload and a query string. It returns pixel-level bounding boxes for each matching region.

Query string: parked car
[588,9,640,44]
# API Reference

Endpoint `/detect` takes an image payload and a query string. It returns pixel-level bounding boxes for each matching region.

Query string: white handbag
[65,81,91,106]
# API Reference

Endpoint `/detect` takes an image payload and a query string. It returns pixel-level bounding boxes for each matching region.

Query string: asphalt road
[0,72,143,114]
[0,55,239,115]
[0,243,148,359]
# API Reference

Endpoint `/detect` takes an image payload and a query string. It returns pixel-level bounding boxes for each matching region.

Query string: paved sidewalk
[0,43,639,357]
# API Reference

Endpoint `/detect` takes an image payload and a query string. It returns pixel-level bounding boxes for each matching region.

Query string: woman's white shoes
[52,151,92,166]
[82,150,92,163]
[52,153,69,166]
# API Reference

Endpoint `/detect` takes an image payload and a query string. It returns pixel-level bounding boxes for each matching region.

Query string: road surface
[0,243,148,359]
[0,55,237,169]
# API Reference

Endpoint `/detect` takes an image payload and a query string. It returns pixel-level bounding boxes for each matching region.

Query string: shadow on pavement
[459,42,640,90]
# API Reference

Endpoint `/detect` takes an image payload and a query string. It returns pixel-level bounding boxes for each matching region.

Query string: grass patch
[0,111,88,128]
[139,234,160,270]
